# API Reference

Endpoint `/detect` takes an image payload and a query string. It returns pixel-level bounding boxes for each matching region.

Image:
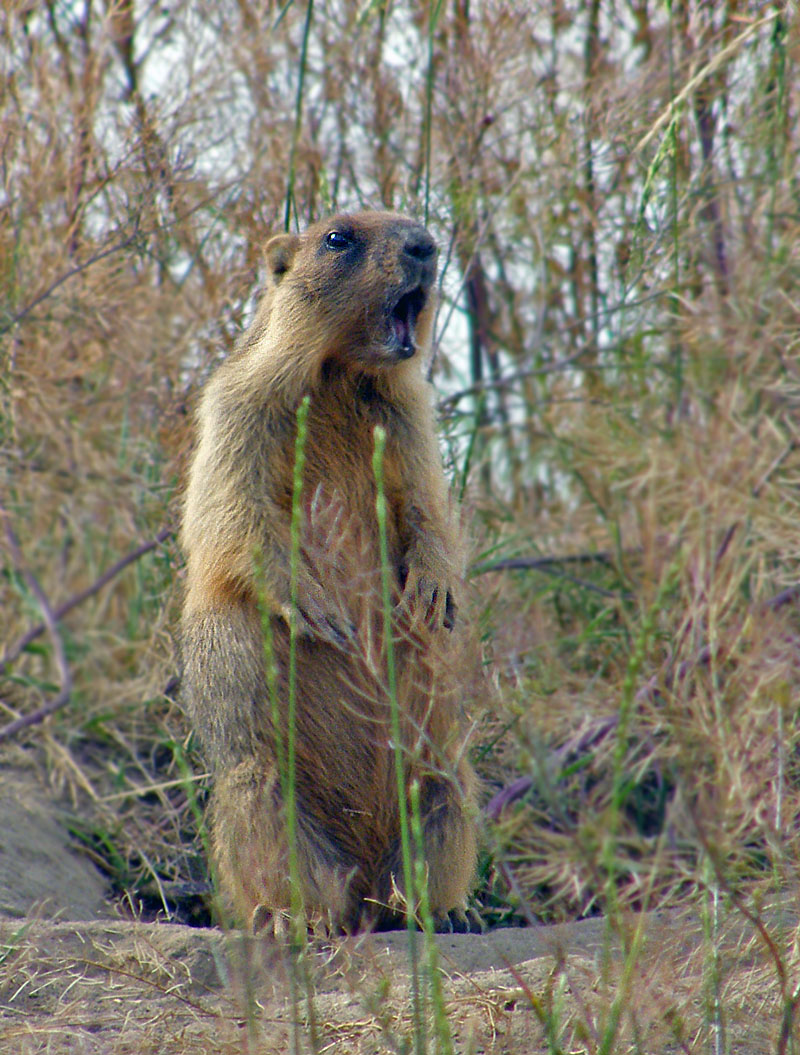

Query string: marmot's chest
[277,380,409,549]
[352,375,399,427]
[299,377,407,476]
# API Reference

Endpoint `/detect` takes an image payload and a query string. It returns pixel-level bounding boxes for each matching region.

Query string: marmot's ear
[264,233,300,284]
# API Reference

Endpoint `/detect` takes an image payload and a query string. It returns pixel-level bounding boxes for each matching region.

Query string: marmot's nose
[402,230,436,262]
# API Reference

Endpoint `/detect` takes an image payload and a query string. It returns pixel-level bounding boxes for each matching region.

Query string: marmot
[180,211,477,935]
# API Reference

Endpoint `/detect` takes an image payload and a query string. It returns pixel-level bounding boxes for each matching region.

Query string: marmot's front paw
[400,565,457,630]
[283,580,356,648]
[301,609,356,647]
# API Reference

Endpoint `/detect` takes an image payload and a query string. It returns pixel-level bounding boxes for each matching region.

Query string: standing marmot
[180,211,477,934]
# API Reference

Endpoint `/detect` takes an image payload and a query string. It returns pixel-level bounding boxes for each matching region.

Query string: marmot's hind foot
[433,906,484,935]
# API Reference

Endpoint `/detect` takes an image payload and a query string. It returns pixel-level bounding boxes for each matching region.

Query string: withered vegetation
[2,1,799,1051]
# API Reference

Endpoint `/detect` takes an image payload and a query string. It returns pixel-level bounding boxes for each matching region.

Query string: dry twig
[0,506,74,741]
[1,527,174,675]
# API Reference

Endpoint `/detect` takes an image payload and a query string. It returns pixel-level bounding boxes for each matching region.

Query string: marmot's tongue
[392,287,424,354]
[393,314,410,348]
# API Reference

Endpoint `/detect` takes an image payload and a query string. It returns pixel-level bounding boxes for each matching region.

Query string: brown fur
[180,211,477,934]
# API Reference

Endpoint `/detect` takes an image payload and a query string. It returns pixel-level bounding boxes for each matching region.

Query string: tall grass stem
[284,0,315,231]
[410,779,454,1055]
[286,395,311,943]
[372,424,426,1055]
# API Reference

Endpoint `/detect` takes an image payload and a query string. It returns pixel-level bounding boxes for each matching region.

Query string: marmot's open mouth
[390,286,426,357]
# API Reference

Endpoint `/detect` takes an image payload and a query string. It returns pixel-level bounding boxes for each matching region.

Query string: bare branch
[1,224,142,335]
[1,527,174,675]
[0,687,73,744]
[437,349,593,411]
[471,552,627,599]
[765,585,800,610]
[0,507,73,742]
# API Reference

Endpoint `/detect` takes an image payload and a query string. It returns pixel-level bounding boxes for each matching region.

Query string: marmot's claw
[432,910,453,933]
[466,906,485,934]
[425,584,456,630]
[323,616,357,648]
[402,569,456,630]
[295,602,356,649]
[444,591,456,630]
[433,907,481,934]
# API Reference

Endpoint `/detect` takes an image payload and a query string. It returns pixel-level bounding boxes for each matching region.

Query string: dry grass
[2,1,800,1051]
[2,905,798,1054]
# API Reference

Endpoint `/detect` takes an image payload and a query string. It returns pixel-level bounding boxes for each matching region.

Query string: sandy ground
[0,773,795,1053]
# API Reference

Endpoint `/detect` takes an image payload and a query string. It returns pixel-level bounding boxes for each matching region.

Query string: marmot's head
[263,211,438,371]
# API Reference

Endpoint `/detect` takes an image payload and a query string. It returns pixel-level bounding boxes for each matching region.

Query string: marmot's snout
[401,228,437,289]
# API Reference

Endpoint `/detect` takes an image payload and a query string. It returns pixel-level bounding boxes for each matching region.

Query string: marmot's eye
[325,230,351,251]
